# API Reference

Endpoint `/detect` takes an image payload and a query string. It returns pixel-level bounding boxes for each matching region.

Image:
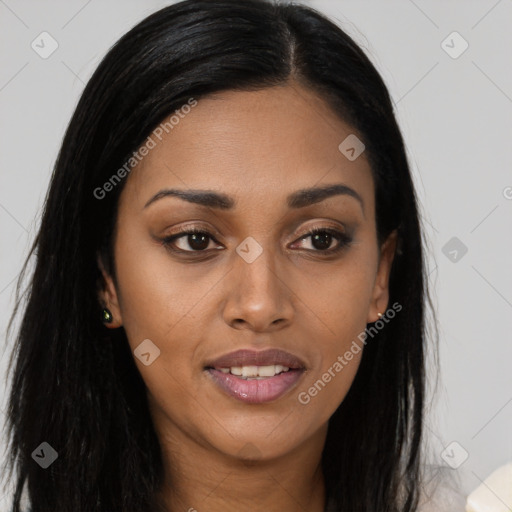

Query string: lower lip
[206,368,305,404]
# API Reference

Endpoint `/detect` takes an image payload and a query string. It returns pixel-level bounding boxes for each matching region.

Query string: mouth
[204,349,307,404]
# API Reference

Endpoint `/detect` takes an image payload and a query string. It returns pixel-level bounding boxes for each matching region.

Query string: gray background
[1,0,511,508]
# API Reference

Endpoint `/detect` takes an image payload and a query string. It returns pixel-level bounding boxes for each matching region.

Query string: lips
[204,348,307,404]
[204,348,306,370]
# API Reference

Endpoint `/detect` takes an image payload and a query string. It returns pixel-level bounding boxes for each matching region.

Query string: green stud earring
[102,308,113,324]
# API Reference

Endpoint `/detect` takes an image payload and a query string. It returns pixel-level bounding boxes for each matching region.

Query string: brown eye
[162,229,220,253]
[292,228,352,253]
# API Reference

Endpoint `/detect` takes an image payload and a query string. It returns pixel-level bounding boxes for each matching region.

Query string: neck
[153,419,328,512]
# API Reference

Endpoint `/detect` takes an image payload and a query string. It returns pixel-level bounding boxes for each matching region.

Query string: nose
[222,245,295,332]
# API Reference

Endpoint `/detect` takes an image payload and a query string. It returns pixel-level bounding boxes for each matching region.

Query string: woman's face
[100,83,396,462]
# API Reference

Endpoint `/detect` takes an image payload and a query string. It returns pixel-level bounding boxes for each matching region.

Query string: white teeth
[258,365,277,377]
[242,365,259,377]
[215,365,292,378]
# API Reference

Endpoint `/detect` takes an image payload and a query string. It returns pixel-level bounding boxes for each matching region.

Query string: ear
[367,229,398,323]
[97,254,123,328]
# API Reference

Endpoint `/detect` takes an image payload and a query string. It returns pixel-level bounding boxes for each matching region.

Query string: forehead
[120,83,374,215]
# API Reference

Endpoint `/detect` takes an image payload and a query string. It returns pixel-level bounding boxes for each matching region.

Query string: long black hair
[3,1,434,510]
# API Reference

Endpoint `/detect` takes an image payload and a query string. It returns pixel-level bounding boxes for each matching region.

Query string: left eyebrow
[287,183,364,213]
[143,183,364,215]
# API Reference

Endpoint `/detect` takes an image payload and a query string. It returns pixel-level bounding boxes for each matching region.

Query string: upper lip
[205,349,306,370]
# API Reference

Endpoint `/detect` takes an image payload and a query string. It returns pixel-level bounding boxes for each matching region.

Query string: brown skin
[99,82,397,512]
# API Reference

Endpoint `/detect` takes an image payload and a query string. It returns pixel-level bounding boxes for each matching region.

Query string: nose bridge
[238,238,279,294]
[223,235,293,330]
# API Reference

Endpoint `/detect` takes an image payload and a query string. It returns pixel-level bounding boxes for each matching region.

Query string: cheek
[297,352,362,424]
[290,257,375,415]
[294,285,366,424]
[112,233,214,430]
[113,227,219,347]
[291,252,376,342]
[112,229,226,411]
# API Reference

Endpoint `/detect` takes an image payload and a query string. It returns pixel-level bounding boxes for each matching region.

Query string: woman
[3,0,436,510]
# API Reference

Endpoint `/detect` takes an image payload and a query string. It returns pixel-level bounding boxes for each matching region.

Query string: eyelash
[161,226,352,256]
